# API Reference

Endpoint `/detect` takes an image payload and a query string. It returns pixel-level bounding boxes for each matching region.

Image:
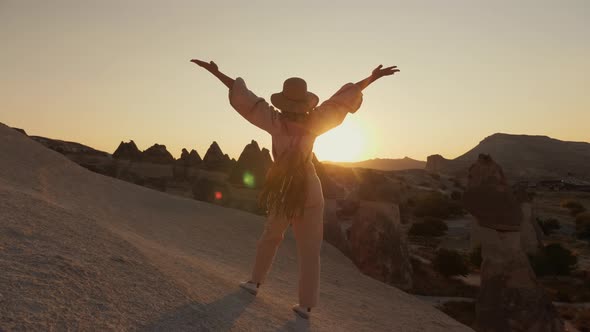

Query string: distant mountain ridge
[14,125,590,181]
[324,157,426,171]
[426,133,590,181]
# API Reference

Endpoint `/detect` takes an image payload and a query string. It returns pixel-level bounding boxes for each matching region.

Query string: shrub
[561,199,586,216]
[409,217,448,237]
[469,246,482,269]
[413,192,464,219]
[429,173,441,180]
[529,243,578,277]
[575,212,590,240]
[537,217,561,236]
[433,249,469,278]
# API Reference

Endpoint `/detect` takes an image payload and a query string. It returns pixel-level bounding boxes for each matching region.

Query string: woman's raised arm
[355,65,399,90]
[308,64,399,136]
[190,58,285,135]
[190,59,235,88]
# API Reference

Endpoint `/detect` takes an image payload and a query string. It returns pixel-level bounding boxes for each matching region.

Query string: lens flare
[243,172,255,188]
[214,191,223,200]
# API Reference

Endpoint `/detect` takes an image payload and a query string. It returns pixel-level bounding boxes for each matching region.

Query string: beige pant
[250,170,324,308]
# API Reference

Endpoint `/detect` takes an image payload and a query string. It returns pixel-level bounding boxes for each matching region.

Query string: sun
[313,118,367,162]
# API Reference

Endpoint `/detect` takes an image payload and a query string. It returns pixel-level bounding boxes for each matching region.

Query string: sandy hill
[426,133,590,181]
[324,157,426,171]
[0,123,470,331]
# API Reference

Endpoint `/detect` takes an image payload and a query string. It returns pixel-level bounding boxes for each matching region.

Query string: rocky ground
[1,123,473,331]
[8,124,590,331]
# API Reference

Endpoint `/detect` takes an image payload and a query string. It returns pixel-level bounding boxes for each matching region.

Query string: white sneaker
[239,281,259,295]
[292,304,311,319]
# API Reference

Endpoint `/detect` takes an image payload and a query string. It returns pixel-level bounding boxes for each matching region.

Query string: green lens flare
[243,172,255,188]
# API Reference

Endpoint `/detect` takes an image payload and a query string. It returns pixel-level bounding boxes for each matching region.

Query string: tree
[413,192,463,219]
[529,243,578,276]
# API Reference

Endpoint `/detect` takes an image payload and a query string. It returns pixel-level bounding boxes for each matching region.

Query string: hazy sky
[1,0,589,161]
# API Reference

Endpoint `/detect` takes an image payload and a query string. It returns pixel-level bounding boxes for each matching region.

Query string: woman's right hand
[371,65,399,80]
[190,59,219,73]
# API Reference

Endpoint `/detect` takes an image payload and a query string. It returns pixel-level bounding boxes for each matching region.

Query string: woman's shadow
[139,288,310,332]
[140,288,254,331]
[277,316,310,332]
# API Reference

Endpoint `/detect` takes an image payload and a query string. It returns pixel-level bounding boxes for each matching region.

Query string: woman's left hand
[190,59,219,73]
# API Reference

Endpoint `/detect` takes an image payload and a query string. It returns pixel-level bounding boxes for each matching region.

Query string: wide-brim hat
[271,77,319,113]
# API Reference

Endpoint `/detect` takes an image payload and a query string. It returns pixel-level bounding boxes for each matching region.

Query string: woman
[191,59,399,319]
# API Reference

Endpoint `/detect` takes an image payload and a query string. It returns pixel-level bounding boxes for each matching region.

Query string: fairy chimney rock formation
[178,148,202,167]
[142,144,175,164]
[463,154,563,332]
[462,154,522,231]
[425,154,450,173]
[203,141,232,171]
[325,201,413,290]
[229,140,273,188]
[113,140,142,161]
[188,149,202,165]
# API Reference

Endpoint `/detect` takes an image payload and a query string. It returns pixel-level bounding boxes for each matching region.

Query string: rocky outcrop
[30,135,112,176]
[203,141,232,171]
[31,136,109,157]
[463,154,563,332]
[425,154,451,173]
[172,148,202,180]
[518,202,544,254]
[324,201,413,290]
[177,148,202,167]
[11,127,27,135]
[228,140,273,189]
[462,154,522,231]
[471,190,544,255]
[312,154,346,199]
[0,122,474,332]
[142,144,174,164]
[113,140,142,161]
[356,169,402,203]
[203,141,225,163]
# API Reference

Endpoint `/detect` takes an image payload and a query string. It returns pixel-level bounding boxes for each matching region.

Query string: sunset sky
[1,0,588,162]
